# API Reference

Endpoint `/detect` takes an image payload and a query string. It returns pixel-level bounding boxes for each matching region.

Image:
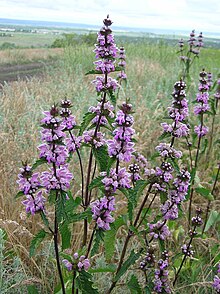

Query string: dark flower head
[61,99,72,108]
[50,104,59,117]
[103,15,113,27]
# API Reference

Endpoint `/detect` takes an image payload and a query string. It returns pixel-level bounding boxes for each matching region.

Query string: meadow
[0,24,220,294]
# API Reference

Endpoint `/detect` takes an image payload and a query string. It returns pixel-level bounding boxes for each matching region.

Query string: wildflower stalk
[107,184,153,293]
[173,228,195,286]
[202,163,220,234]
[72,270,76,294]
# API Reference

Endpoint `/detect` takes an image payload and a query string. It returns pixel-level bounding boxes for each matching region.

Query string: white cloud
[0,0,219,32]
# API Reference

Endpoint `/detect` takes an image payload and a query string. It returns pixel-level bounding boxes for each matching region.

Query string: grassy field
[0,38,219,293]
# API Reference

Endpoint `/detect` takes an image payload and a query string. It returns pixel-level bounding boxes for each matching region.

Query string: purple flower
[213,276,220,293]
[91,196,115,230]
[154,256,171,293]
[77,255,91,271]
[41,165,73,191]
[161,200,178,220]
[66,135,82,152]
[83,130,105,148]
[88,100,114,125]
[155,143,182,159]
[102,167,131,193]
[22,191,46,215]
[62,259,73,271]
[148,221,170,241]
[194,125,209,137]
[181,244,194,257]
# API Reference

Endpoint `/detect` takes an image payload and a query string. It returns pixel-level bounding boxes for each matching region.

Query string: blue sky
[0,0,220,32]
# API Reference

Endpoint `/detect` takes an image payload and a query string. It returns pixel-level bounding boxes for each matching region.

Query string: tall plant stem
[202,164,220,234]
[69,130,85,206]
[173,226,196,286]
[54,208,66,294]
[83,72,108,246]
[107,184,152,293]
[188,113,204,228]
[206,99,218,160]
[71,270,76,294]
[86,225,97,258]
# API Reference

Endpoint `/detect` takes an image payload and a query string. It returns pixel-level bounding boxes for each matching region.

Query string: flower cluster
[148,221,170,241]
[117,46,127,80]
[181,244,194,257]
[178,30,203,61]
[107,102,135,162]
[91,196,115,230]
[93,15,117,74]
[153,251,171,293]
[101,167,131,193]
[161,80,189,138]
[212,264,220,293]
[155,143,182,159]
[88,100,114,125]
[83,129,105,148]
[194,70,211,137]
[62,253,90,272]
[17,165,46,215]
[140,247,155,270]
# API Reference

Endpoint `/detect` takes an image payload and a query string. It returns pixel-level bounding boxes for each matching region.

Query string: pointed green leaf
[31,158,48,170]
[60,222,71,250]
[89,176,104,191]
[76,270,98,294]
[205,210,220,232]
[30,229,48,257]
[113,249,142,283]
[127,274,142,294]
[79,112,96,135]
[15,191,24,199]
[92,145,109,172]
[91,229,104,256]
[195,186,214,201]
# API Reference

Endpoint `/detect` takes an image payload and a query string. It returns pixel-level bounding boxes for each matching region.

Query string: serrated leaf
[92,145,109,172]
[127,274,142,294]
[60,222,71,250]
[89,176,104,190]
[104,216,126,260]
[69,209,91,223]
[79,112,96,135]
[40,211,50,228]
[195,186,214,201]
[30,229,48,257]
[205,210,220,232]
[85,69,102,75]
[113,249,142,283]
[76,270,98,294]
[158,132,171,140]
[56,191,68,223]
[31,158,48,170]
[91,229,104,256]
[48,189,57,204]
[108,90,116,107]
[15,191,24,199]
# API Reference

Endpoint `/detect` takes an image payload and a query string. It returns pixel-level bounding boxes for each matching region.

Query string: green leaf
[92,145,109,172]
[60,222,71,250]
[15,191,24,199]
[104,216,126,260]
[85,69,102,75]
[27,285,39,294]
[127,274,142,294]
[91,229,104,256]
[76,270,98,294]
[205,210,220,232]
[65,193,81,214]
[30,229,48,257]
[40,211,50,228]
[56,191,68,223]
[108,90,116,107]
[113,249,142,283]
[158,132,171,140]
[124,180,148,222]
[31,158,48,170]
[69,209,91,223]
[48,189,57,204]
[79,112,96,135]
[195,186,214,201]
[89,176,104,191]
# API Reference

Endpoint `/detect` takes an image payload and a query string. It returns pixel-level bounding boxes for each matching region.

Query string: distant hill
[0,17,220,39]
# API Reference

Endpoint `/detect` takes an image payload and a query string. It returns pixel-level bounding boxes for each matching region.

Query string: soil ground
[0,62,47,88]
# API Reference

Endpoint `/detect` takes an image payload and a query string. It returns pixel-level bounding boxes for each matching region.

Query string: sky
[0,0,220,33]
